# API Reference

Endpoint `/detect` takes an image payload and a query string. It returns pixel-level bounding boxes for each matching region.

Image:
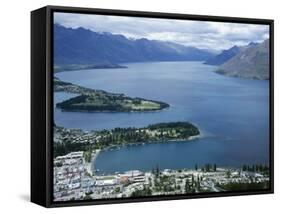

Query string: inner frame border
[46,5,274,207]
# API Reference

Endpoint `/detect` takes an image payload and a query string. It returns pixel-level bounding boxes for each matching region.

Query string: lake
[54,61,269,174]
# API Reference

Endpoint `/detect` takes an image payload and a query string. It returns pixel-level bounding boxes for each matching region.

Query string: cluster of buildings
[53,151,95,201]
[54,126,97,145]
[53,151,151,201]
[160,169,269,193]
[53,151,269,201]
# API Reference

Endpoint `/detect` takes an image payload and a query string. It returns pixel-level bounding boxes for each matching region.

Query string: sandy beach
[88,149,101,175]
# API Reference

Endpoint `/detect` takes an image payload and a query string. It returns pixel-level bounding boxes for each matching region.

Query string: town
[53,151,269,201]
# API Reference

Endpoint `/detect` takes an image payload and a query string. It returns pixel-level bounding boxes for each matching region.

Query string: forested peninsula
[54,77,169,112]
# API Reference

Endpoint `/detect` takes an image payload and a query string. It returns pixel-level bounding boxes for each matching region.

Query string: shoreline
[90,165,269,176]
[102,133,202,150]
[89,149,101,175]
[56,105,169,113]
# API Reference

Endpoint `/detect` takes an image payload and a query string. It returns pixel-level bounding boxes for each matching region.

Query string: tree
[156,165,160,177]
[185,180,190,193]
[152,167,155,175]
[132,99,141,105]
[214,164,217,172]
[252,164,256,172]
[115,187,120,193]
[226,170,231,179]
[83,195,92,200]
[205,163,210,172]
[201,166,205,172]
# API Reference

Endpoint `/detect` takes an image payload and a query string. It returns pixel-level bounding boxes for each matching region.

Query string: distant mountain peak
[248,41,258,46]
[229,45,239,50]
[204,45,241,66]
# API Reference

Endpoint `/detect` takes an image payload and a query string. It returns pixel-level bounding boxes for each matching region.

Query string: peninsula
[54,77,169,112]
[54,63,127,73]
[53,122,200,158]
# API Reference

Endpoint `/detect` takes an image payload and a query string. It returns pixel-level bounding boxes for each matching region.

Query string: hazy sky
[54,12,269,51]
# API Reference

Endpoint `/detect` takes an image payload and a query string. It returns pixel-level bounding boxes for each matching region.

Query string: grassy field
[124,100,161,110]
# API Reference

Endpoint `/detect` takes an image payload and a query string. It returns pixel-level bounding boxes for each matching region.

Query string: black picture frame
[31,5,274,208]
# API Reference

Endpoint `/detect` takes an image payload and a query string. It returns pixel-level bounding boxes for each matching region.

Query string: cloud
[54,12,269,51]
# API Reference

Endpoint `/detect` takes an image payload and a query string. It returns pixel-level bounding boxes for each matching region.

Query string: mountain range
[215,39,269,80]
[54,24,214,65]
[54,24,269,80]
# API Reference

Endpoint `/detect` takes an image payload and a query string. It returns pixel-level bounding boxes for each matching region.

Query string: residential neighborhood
[53,151,270,201]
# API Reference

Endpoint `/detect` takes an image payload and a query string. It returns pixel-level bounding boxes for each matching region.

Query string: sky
[54,12,269,51]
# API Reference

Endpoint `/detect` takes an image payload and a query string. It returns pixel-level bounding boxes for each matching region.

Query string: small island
[54,122,200,158]
[54,77,169,112]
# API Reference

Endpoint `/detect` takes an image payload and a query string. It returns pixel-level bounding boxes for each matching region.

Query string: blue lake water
[54,61,269,174]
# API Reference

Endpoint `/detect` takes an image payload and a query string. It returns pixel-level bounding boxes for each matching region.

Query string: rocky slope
[216,39,269,80]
